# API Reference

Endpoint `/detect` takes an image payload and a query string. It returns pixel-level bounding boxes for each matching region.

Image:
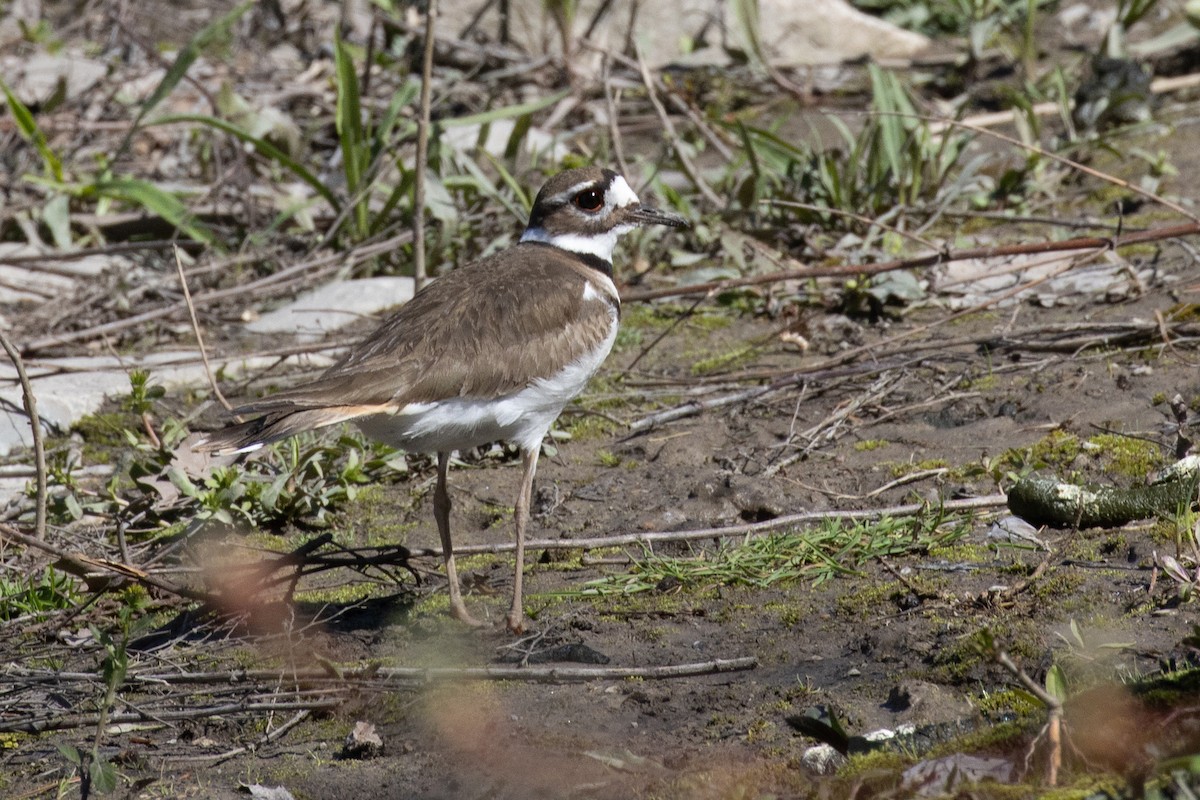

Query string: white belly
[356,315,618,454]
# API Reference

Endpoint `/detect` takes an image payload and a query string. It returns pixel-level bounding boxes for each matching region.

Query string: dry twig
[634,47,722,208]
[0,332,47,539]
[173,245,233,412]
[989,642,1063,785]
[0,523,205,601]
[23,235,410,354]
[413,0,438,292]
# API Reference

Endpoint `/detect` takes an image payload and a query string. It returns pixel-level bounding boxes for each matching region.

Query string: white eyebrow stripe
[548,175,641,209]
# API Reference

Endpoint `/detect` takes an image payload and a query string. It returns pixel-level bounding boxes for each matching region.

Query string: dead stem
[0,332,47,539]
[766,199,942,253]
[990,643,1064,786]
[930,114,1198,223]
[413,0,437,292]
[762,372,906,478]
[173,245,233,412]
[634,47,722,208]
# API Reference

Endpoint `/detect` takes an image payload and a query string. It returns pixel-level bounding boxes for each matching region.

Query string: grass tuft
[567,513,969,597]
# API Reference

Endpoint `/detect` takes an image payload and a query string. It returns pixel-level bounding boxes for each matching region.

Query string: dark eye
[573,189,604,212]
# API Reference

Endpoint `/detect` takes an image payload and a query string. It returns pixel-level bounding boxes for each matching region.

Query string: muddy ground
[5,2,1200,799]
[7,237,1200,799]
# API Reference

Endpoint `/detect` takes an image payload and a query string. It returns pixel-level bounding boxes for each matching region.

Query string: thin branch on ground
[985,550,1054,603]
[5,656,758,691]
[988,640,1064,786]
[624,248,1108,434]
[878,555,942,601]
[634,47,722,208]
[0,698,342,734]
[762,372,906,478]
[0,523,206,601]
[401,495,1007,558]
[865,468,950,499]
[173,245,233,412]
[0,658,759,736]
[158,709,312,764]
[412,0,437,292]
[930,113,1197,223]
[619,290,711,378]
[0,332,47,539]
[766,199,942,253]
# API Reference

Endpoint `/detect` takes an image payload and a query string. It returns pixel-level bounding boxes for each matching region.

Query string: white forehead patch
[607,175,640,208]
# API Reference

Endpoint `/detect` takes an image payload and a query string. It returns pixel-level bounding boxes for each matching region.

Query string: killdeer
[196,167,686,633]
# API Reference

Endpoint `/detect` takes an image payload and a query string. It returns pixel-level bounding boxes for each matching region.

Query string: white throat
[520,225,634,262]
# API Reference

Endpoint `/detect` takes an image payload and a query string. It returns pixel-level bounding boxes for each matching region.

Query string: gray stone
[341,721,384,759]
[933,249,1151,308]
[748,0,931,66]
[0,245,132,305]
[0,350,337,457]
[0,0,41,48]
[442,119,568,162]
[245,277,415,340]
[0,49,107,105]
[436,0,930,77]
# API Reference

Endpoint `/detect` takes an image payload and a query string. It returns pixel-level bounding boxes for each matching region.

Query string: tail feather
[193,405,393,455]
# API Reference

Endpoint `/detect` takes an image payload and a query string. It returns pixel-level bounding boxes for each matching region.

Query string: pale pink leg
[506,446,540,634]
[434,451,483,628]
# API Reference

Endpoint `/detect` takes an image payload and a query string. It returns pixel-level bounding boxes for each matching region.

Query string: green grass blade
[439,90,571,129]
[0,80,63,181]
[735,121,762,184]
[93,177,217,245]
[484,154,530,212]
[869,65,906,189]
[334,32,369,238]
[148,113,340,211]
[370,167,415,236]
[451,157,525,221]
[130,1,253,132]
[371,80,420,161]
[729,0,768,72]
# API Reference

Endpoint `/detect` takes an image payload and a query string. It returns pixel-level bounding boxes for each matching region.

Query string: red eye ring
[573,189,604,212]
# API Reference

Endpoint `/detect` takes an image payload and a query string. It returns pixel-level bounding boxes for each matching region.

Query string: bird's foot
[449,601,486,629]
[505,611,527,635]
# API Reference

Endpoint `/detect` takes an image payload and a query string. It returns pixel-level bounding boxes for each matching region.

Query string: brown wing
[235,244,617,415]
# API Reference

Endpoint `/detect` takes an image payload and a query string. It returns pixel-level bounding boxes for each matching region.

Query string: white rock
[736,0,931,66]
[245,277,416,340]
[0,350,338,457]
[0,245,132,304]
[436,0,929,77]
[801,743,846,774]
[0,50,107,105]
[0,0,41,48]
[932,249,1151,308]
[442,119,568,162]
